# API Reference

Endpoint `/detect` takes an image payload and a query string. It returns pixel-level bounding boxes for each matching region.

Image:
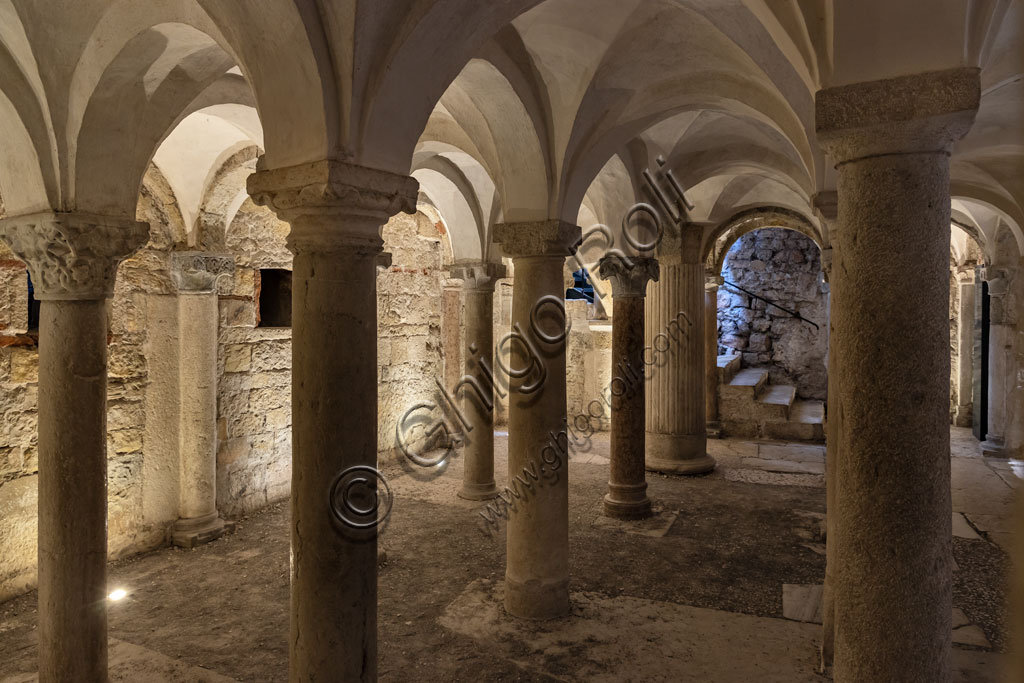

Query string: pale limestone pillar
[817,67,979,683]
[645,228,715,474]
[705,274,723,431]
[954,267,977,427]
[451,261,506,500]
[170,252,233,547]
[0,212,148,683]
[982,267,1015,456]
[494,219,580,620]
[248,161,418,682]
[597,256,658,519]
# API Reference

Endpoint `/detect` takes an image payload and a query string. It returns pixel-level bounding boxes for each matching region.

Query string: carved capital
[816,68,980,165]
[171,252,234,293]
[954,266,976,285]
[450,261,507,291]
[705,273,724,291]
[597,255,659,299]
[0,212,149,300]
[494,220,581,259]
[247,160,419,257]
[982,266,1017,325]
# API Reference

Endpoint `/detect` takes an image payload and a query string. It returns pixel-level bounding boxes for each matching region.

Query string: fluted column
[170,252,234,547]
[249,161,418,682]
[705,274,723,430]
[645,228,715,474]
[494,220,580,620]
[981,266,1015,456]
[818,67,979,682]
[451,261,506,500]
[597,256,658,519]
[0,212,148,683]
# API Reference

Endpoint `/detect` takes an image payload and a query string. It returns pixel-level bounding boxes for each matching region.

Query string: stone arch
[705,206,823,275]
[194,145,260,250]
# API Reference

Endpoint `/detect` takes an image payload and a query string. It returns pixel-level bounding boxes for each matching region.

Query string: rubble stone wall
[717,229,827,400]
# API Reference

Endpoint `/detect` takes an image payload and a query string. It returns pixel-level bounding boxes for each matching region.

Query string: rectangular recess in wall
[257,269,292,328]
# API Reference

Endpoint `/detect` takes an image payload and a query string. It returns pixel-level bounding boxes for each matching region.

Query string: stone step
[791,400,824,425]
[720,367,769,401]
[720,398,826,443]
[756,384,796,421]
[717,354,742,385]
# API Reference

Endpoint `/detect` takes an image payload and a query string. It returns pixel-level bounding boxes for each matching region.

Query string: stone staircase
[715,354,824,442]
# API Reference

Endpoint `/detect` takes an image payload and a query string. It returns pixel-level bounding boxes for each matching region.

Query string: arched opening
[714,226,826,441]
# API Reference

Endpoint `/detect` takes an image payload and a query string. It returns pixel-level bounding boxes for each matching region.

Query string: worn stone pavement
[0,428,1016,682]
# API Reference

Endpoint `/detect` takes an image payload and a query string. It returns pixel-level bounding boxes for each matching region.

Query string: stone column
[817,67,979,682]
[451,261,506,500]
[705,274,723,432]
[248,161,418,682]
[982,267,1015,456]
[953,267,977,427]
[645,227,715,474]
[815,198,839,671]
[598,256,658,518]
[494,220,580,620]
[0,212,147,683]
[170,252,234,547]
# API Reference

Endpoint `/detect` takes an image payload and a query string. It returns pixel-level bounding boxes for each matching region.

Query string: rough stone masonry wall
[214,199,294,518]
[718,229,827,400]
[377,211,445,465]
[0,173,184,601]
[214,205,446,516]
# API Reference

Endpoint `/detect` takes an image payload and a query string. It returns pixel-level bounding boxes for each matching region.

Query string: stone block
[231,267,256,298]
[108,428,144,455]
[218,436,251,468]
[108,345,146,379]
[722,334,747,350]
[0,473,38,602]
[224,344,252,373]
[227,413,264,439]
[251,341,290,372]
[265,406,290,430]
[220,299,256,327]
[250,371,290,389]
[748,333,771,352]
[9,348,38,383]
[0,445,23,480]
[248,387,284,414]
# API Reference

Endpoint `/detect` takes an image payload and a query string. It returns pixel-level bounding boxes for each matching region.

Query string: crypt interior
[0,1,1023,681]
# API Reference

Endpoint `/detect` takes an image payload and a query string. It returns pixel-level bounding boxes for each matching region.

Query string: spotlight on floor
[108,588,128,601]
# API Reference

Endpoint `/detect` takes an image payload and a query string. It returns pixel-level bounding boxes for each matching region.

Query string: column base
[603,491,652,520]
[171,512,233,548]
[706,421,722,439]
[981,438,1006,458]
[458,481,500,501]
[505,574,570,620]
[645,432,716,475]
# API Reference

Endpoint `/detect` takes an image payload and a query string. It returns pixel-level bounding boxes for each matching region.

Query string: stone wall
[717,229,827,400]
[377,211,445,464]
[214,199,294,518]
[0,181,612,601]
[0,173,184,601]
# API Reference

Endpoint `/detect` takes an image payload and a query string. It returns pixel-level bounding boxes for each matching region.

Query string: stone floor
[0,428,1015,681]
